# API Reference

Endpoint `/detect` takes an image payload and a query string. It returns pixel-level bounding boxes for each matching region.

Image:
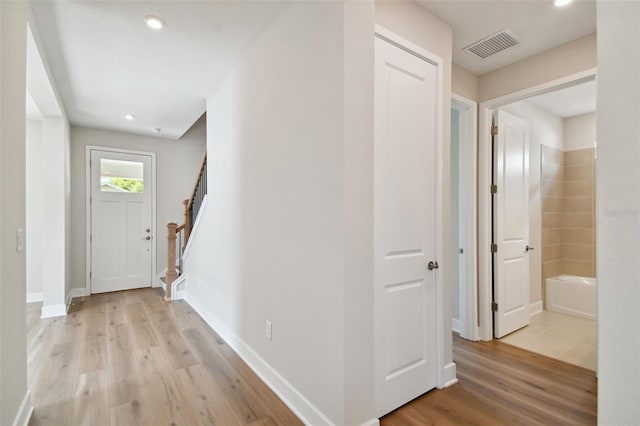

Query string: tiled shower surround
[541,145,596,300]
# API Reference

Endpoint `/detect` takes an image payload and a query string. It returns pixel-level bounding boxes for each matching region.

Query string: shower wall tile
[540,145,596,307]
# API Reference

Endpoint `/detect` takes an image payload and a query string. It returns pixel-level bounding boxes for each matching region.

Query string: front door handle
[427,261,439,270]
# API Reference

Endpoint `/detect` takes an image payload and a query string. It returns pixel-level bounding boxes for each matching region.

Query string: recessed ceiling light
[125,114,136,120]
[554,0,573,6]
[152,128,162,133]
[145,15,165,30]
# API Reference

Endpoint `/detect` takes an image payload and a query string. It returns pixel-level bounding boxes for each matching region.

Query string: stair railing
[165,151,207,301]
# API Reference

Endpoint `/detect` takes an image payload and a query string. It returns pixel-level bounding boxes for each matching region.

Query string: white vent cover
[463,29,519,59]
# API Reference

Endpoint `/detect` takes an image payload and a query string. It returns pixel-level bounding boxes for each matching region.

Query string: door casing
[451,94,479,341]
[85,145,157,296]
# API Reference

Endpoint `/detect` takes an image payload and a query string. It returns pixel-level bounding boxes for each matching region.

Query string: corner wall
[597,1,640,422]
[0,1,29,424]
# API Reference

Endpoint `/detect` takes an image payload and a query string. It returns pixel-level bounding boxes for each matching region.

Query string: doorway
[451,94,478,341]
[477,72,597,371]
[87,147,156,294]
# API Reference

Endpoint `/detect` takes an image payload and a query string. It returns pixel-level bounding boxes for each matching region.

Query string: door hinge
[90,271,92,280]
[90,234,92,243]
[492,302,498,312]
[491,184,497,194]
[491,125,498,136]
[491,243,497,253]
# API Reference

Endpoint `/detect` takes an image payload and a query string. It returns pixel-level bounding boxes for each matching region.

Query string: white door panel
[493,110,530,338]
[91,149,152,293]
[375,36,438,417]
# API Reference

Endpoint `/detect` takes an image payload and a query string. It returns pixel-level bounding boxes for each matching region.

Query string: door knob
[427,261,439,270]
[525,245,534,252]
[142,236,151,240]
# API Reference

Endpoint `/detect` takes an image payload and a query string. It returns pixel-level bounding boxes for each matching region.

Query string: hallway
[27,288,301,425]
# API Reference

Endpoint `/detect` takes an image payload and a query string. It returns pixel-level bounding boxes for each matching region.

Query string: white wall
[502,101,563,305]
[70,117,206,290]
[597,1,640,423]
[26,119,44,299]
[188,4,348,423]
[480,33,597,102]
[452,64,479,102]
[564,112,596,151]
[0,1,29,423]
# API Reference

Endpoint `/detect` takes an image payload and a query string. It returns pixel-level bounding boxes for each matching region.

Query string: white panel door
[90,149,152,293]
[493,110,531,338]
[374,36,438,417]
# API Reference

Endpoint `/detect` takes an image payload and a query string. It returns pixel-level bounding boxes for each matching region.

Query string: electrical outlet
[266,320,272,341]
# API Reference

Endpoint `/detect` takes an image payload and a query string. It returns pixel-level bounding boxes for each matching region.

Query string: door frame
[451,94,479,341]
[374,25,452,390]
[85,145,157,295]
[476,68,597,340]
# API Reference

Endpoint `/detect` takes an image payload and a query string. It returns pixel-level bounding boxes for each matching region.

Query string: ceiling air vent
[463,29,519,59]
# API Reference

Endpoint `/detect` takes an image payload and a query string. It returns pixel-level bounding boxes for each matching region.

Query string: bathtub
[546,275,596,320]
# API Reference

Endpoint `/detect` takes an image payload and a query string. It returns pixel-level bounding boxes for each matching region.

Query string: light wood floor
[28,289,597,426]
[381,334,597,425]
[27,288,302,426]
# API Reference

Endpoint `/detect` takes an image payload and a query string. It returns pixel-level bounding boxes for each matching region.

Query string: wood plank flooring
[27,288,302,426]
[28,290,597,425]
[381,334,597,425]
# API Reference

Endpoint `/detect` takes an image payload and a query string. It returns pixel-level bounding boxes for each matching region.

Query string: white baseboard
[529,300,543,317]
[12,390,33,426]
[185,293,334,426]
[71,288,88,298]
[441,362,458,388]
[360,419,380,426]
[26,292,43,303]
[41,303,67,319]
[173,275,186,301]
[452,317,460,333]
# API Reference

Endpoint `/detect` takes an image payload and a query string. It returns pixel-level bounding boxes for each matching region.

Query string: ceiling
[31,1,284,140]
[30,1,597,140]
[527,79,596,117]
[418,0,596,75]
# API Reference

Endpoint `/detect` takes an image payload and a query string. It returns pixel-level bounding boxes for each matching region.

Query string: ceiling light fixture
[125,114,136,120]
[145,15,165,30]
[554,0,573,7]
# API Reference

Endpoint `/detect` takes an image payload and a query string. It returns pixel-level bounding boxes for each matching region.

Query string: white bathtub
[546,275,596,320]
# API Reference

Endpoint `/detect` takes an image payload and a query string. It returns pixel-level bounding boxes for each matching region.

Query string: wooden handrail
[165,150,206,302]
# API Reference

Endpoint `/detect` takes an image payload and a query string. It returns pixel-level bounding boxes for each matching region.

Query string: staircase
[164,151,207,301]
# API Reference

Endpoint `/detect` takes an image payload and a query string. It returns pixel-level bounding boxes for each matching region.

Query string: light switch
[16,229,24,252]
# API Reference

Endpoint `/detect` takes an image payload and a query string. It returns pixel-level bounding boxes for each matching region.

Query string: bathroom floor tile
[499,310,596,371]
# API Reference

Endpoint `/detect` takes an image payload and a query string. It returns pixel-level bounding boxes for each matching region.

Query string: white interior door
[493,110,531,338]
[374,35,438,417]
[90,149,152,293]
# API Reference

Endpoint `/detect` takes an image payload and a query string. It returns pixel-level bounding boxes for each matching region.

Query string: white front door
[374,35,438,417]
[90,149,153,293]
[493,110,531,338]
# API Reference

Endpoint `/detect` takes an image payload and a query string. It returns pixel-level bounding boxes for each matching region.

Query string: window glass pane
[100,159,144,193]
